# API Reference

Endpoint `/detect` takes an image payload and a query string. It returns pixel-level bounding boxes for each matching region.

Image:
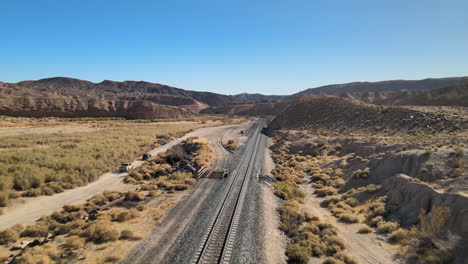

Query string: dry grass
[124,191,145,202]
[225,139,237,151]
[81,220,119,243]
[376,221,399,234]
[323,252,359,264]
[0,118,233,201]
[357,226,372,234]
[63,236,85,250]
[0,228,19,245]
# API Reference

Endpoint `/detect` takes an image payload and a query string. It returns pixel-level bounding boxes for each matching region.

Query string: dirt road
[0,122,250,231]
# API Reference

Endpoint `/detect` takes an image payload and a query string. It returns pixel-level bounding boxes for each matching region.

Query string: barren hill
[340,79,468,106]
[268,96,467,134]
[201,100,290,116]
[292,77,468,97]
[0,95,192,119]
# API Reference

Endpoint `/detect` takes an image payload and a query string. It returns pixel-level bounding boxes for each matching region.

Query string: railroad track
[192,120,263,264]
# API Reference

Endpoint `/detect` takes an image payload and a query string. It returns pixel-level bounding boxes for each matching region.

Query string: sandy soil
[300,182,401,264]
[261,137,287,264]
[0,122,250,231]
[0,123,100,137]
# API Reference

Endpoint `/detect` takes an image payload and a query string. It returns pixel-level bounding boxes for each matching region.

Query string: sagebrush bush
[376,221,399,234]
[119,229,135,240]
[114,209,139,222]
[338,213,359,224]
[272,182,305,200]
[0,228,19,245]
[388,228,414,243]
[125,191,145,202]
[314,186,338,197]
[286,244,310,264]
[323,252,359,264]
[16,253,52,264]
[81,221,119,243]
[357,226,372,234]
[0,192,8,207]
[20,224,49,237]
[62,236,85,250]
[27,244,60,259]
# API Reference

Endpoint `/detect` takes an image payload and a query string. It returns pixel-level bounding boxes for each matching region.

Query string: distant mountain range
[0,76,466,119]
[291,77,468,97]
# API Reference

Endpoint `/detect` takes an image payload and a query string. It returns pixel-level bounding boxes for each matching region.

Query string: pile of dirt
[268,95,467,134]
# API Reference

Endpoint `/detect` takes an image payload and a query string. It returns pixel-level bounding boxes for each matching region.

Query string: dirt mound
[268,96,467,134]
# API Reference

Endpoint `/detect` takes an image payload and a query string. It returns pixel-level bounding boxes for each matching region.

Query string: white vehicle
[119,162,133,173]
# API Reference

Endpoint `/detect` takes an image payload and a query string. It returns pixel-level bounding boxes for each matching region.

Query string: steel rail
[192,121,262,264]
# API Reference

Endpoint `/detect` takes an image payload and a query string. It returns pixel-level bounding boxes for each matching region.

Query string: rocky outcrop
[0,96,192,119]
[382,174,468,262]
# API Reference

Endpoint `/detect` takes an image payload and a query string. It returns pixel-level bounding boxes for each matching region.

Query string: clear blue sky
[1,0,467,95]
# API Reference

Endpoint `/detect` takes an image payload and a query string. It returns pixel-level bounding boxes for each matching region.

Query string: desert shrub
[225,140,237,151]
[22,189,42,197]
[451,168,464,178]
[365,184,381,193]
[114,209,139,222]
[277,201,306,237]
[376,221,399,234]
[404,236,453,264]
[323,235,347,253]
[352,168,370,180]
[119,229,136,240]
[55,219,85,235]
[419,206,450,237]
[388,228,414,243]
[62,236,85,250]
[28,244,60,259]
[314,187,338,197]
[286,243,310,264]
[81,221,119,243]
[62,204,83,213]
[453,146,464,157]
[0,228,19,245]
[0,192,8,207]
[357,226,372,234]
[171,183,190,191]
[365,197,387,219]
[272,182,305,200]
[343,197,358,207]
[124,191,145,201]
[323,252,359,264]
[105,255,122,263]
[368,216,384,227]
[20,224,49,237]
[184,178,197,185]
[323,195,341,207]
[338,213,359,224]
[16,253,53,264]
[136,204,147,211]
